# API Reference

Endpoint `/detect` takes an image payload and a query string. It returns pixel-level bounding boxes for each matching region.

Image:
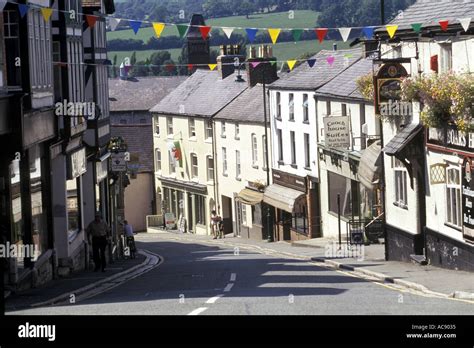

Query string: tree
[239,1,257,18]
[130,51,137,66]
[150,51,172,76]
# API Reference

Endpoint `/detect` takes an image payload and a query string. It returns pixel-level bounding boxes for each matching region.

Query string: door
[221,195,233,235]
[235,196,242,237]
[187,194,194,233]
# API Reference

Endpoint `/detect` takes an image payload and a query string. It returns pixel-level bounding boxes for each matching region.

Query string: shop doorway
[221,195,233,235]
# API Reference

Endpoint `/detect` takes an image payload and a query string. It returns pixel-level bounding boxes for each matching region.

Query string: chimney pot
[333,43,338,51]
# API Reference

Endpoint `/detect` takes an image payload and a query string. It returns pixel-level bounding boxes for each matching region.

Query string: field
[107,10,319,41]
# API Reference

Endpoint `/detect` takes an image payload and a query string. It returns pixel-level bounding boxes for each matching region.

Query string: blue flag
[307,59,316,68]
[362,26,375,39]
[18,4,29,18]
[245,28,258,43]
[129,20,142,35]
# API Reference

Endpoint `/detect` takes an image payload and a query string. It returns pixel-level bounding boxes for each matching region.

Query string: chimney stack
[246,44,279,88]
[217,44,245,80]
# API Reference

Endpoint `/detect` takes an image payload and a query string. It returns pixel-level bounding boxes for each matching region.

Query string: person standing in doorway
[86,212,110,272]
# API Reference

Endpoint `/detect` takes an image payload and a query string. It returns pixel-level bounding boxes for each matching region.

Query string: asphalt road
[7,234,474,315]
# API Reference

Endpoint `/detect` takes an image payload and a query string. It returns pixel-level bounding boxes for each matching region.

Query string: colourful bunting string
[459,18,471,32]
[176,24,189,38]
[129,20,142,35]
[386,25,398,39]
[208,64,217,71]
[411,23,422,33]
[439,20,449,31]
[199,26,212,39]
[362,26,375,39]
[326,56,335,66]
[153,22,166,38]
[245,28,258,43]
[86,15,98,28]
[0,1,6,11]
[222,27,234,39]
[292,29,303,42]
[251,62,261,68]
[109,18,121,32]
[40,7,53,22]
[338,27,351,42]
[268,28,281,44]
[307,59,316,68]
[18,4,29,18]
[187,64,194,71]
[287,60,297,71]
[315,28,328,43]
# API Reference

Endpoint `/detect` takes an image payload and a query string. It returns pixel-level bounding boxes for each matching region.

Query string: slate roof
[214,84,268,123]
[385,0,474,30]
[150,69,248,117]
[383,123,423,156]
[111,124,154,173]
[109,76,187,112]
[268,48,362,91]
[316,58,374,100]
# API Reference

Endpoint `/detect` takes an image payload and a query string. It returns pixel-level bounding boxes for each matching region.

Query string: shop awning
[383,123,423,156]
[263,184,305,213]
[358,140,383,190]
[236,188,264,206]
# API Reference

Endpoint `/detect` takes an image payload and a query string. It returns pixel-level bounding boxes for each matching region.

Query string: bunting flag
[165,64,175,72]
[250,62,261,68]
[287,60,297,71]
[411,23,422,33]
[343,53,353,58]
[199,25,211,39]
[153,22,165,38]
[41,7,53,22]
[109,18,121,32]
[338,27,351,42]
[386,24,398,38]
[187,64,194,71]
[326,56,335,66]
[176,24,189,38]
[307,59,316,68]
[222,27,234,39]
[270,61,277,67]
[0,1,7,11]
[86,15,98,28]
[268,28,281,44]
[315,28,328,43]
[208,64,217,71]
[362,26,375,39]
[439,20,449,31]
[18,4,29,18]
[245,28,258,43]
[292,29,303,42]
[129,20,142,34]
[458,18,471,32]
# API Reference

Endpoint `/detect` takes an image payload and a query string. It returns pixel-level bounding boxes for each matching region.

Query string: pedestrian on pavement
[210,210,220,239]
[86,212,110,272]
[122,220,137,258]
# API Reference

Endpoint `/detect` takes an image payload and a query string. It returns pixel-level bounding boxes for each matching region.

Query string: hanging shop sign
[462,157,474,243]
[375,62,409,117]
[111,152,129,172]
[68,148,87,180]
[324,116,351,149]
[96,153,110,184]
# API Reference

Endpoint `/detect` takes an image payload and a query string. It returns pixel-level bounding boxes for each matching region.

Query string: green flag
[176,24,189,38]
[292,29,303,42]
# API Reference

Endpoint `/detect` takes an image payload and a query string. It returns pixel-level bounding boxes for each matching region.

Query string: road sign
[111,153,127,172]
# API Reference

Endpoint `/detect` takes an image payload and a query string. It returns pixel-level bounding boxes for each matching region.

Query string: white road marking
[230,273,237,282]
[206,295,223,304]
[188,307,208,315]
[224,283,234,292]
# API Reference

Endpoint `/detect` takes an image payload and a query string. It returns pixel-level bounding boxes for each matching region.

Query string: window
[155,116,160,136]
[290,131,296,166]
[341,103,347,116]
[276,92,281,119]
[221,122,226,137]
[167,117,173,135]
[303,94,309,122]
[169,151,176,174]
[235,123,240,139]
[394,158,408,208]
[155,149,161,172]
[262,135,267,170]
[30,145,48,255]
[4,10,21,87]
[304,133,310,168]
[277,129,283,162]
[328,172,359,217]
[326,101,331,116]
[206,120,213,139]
[195,195,206,225]
[236,150,241,179]
[289,93,294,120]
[241,203,247,226]
[446,167,461,227]
[207,156,214,182]
[28,9,52,90]
[67,178,80,236]
[222,147,228,175]
[252,204,262,225]
[251,134,258,167]
[439,43,452,73]
[189,118,196,137]
[191,154,198,179]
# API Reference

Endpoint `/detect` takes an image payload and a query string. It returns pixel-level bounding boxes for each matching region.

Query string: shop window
[252,204,262,226]
[67,177,80,238]
[446,166,461,228]
[393,158,408,208]
[241,203,247,226]
[9,159,23,269]
[195,195,206,225]
[328,172,358,217]
[30,145,47,255]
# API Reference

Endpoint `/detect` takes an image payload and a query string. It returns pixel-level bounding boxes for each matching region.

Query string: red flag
[187,64,194,71]
[439,20,449,31]
[166,64,175,72]
[315,28,328,43]
[199,26,211,39]
[86,15,98,28]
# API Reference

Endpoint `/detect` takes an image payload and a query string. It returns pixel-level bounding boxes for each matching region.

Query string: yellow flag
[268,28,281,44]
[41,8,53,22]
[386,25,398,39]
[208,64,217,71]
[287,60,297,71]
[153,22,165,38]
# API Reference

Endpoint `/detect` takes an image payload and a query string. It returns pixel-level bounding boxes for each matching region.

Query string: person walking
[210,210,220,239]
[86,212,110,272]
[123,220,136,259]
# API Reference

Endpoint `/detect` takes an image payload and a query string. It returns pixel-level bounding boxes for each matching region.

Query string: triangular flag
[176,24,189,38]
[386,25,398,39]
[268,28,281,44]
[287,60,297,71]
[0,1,7,11]
[129,20,142,35]
[315,28,328,43]
[187,64,194,71]
[338,27,351,42]
[343,54,353,58]
[246,28,258,43]
[411,23,422,33]
[199,26,211,40]
[109,18,121,32]
[41,7,53,22]
[439,20,449,31]
[326,56,335,66]
[250,62,261,68]
[86,15,98,28]
[270,61,277,67]
[166,64,175,72]
[222,27,234,39]
[208,64,217,71]
[292,29,303,42]
[458,18,471,32]
[362,26,375,39]
[18,4,29,18]
[307,59,316,68]
[153,22,165,38]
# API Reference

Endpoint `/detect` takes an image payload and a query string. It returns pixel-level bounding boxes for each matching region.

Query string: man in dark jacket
[86,212,110,272]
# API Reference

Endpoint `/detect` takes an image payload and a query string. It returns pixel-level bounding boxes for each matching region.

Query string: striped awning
[263,184,305,213]
[358,140,383,190]
[236,188,263,206]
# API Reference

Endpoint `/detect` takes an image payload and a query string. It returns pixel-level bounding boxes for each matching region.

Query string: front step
[410,254,428,265]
